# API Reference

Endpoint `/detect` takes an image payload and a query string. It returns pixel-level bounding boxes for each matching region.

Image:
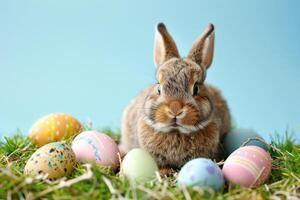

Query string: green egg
[223,128,269,156]
[121,148,158,183]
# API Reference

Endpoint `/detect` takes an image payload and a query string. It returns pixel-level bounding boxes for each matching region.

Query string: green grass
[0,130,299,200]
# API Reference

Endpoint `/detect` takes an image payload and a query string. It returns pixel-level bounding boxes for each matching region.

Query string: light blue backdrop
[0,1,299,141]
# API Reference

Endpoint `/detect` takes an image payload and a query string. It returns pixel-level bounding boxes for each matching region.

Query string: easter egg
[177,158,224,192]
[222,146,272,188]
[223,128,268,156]
[24,142,76,180]
[29,113,82,146]
[121,148,158,182]
[71,131,120,169]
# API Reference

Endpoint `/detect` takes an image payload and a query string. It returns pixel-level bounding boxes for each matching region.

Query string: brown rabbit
[119,23,231,175]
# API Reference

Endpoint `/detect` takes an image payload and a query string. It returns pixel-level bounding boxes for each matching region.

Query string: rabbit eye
[193,84,199,96]
[157,84,161,95]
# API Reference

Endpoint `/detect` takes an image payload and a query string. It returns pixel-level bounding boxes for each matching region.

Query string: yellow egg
[24,142,76,180]
[29,113,82,146]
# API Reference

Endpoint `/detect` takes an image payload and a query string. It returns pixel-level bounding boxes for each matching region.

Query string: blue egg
[177,158,224,192]
[223,128,269,156]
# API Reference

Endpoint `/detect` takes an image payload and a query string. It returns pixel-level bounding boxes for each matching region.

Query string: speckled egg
[71,131,120,169]
[177,158,224,192]
[121,148,158,182]
[222,146,272,188]
[224,128,269,156]
[29,113,82,146]
[24,142,76,180]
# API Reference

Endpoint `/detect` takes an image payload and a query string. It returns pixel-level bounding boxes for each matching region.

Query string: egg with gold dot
[29,113,82,146]
[222,146,272,188]
[24,142,76,180]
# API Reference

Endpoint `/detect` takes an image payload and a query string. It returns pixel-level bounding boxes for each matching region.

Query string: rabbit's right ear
[154,23,180,67]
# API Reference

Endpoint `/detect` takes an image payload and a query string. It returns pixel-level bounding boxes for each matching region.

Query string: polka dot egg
[177,158,224,192]
[222,146,272,188]
[29,113,82,146]
[24,142,76,180]
[72,131,120,169]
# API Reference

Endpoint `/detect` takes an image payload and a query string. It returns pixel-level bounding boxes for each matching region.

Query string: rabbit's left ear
[187,24,215,70]
[154,23,180,67]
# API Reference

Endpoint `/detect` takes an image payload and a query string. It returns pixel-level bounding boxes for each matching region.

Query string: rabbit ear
[154,23,180,67]
[187,24,215,70]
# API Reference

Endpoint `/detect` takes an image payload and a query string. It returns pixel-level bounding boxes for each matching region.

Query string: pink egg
[71,131,120,169]
[222,146,272,188]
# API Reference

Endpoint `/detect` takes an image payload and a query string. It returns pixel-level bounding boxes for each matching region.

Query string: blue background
[0,1,299,141]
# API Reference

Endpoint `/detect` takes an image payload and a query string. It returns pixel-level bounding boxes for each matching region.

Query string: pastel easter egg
[121,148,158,182]
[222,146,272,188]
[177,158,224,192]
[24,142,76,180]
[224,128,269,156]
[29,113,82,146]
[71,131,120,169]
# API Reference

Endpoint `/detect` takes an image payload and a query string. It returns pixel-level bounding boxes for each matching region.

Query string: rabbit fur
[119,23,231,174]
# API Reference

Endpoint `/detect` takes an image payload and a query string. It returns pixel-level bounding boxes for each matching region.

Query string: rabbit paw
[159,167,177,177]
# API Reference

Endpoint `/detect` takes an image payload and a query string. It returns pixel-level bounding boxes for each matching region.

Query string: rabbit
[119,23,231,175]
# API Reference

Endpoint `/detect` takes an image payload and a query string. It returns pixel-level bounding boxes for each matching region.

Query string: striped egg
[222,146,272,188]
[29,113,82,146]
[71,131,120,169]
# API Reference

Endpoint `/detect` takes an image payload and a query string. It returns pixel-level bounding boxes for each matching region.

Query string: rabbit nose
[167,101,184,117]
